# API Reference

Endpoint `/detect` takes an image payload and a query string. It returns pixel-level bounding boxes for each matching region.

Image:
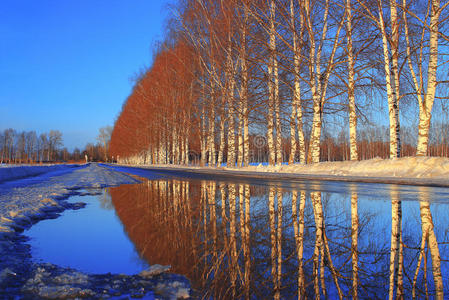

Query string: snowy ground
[237,156,449,179]
[126,157,449,187]
[0,163,190,299]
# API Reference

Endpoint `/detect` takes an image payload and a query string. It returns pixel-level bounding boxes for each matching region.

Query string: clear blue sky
[0,0,170,150]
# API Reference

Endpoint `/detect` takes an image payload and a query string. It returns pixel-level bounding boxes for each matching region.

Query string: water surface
[26,190,148,275]
[107,169,449,299]
[25,167,449,298]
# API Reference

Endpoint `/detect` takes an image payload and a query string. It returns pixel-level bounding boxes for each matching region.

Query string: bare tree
[48,130,63,161]
[97,126,113,162]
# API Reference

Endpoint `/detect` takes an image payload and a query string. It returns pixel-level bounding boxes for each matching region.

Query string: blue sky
[0,0,169,150]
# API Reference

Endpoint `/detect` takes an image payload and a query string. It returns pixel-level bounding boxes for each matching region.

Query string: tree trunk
[416,0,440,156]
[378,0,400,158]
[346,0,358,161]
[267,0,276,166]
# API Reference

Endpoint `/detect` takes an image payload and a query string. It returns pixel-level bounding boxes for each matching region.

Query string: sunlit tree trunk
[267,0,276,166]
[241,3,250,167]
[346,0,358,161]
[378,0,400,158]
[208,99,216,166]
[227,43,236,167]
[288,0,306,165]
[416,0,440,156]
[304,0,319,164]
[208,55,217,166]
[237,109,243,167]
[201,102,207,166]
[389,0,401,157]
[217,100,226,166]
[271,0,282,166]
[305,0,343,164]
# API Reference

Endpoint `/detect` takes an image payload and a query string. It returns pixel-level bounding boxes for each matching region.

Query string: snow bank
[0,164,81,184]
[234,156,449,179]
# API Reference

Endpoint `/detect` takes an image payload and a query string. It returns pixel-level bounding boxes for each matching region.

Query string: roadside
[107,156,449,187]
[0,163,190,299]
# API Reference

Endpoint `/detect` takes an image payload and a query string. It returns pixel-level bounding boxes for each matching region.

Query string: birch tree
[288,0,306,164]
[304,0,345,163]
[402,0,446,156]
[346,0,359,161]
[356,0,402,158]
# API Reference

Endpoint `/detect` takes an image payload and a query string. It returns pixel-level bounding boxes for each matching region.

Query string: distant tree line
[110,0,449,166]
[0,129,63,163]
[0,126,113,164]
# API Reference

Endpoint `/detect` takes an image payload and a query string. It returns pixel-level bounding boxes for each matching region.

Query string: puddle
[106,170,449,299]
[25,190,148,275]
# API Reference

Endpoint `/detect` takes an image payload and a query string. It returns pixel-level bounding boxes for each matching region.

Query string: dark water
[27,169,449,298]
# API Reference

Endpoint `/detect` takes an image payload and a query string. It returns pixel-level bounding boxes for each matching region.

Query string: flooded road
[24,166,449,298]
[105,168,449,299]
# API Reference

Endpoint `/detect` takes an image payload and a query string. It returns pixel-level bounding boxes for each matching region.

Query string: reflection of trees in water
[350,184,358,299]
[98,188,114,210]
[108,179,448,299]
[389,185,403,299]
[411,187,443,300]
[268,186,282,300]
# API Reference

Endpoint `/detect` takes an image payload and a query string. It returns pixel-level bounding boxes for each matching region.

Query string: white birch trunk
[227,40,236,167]
[378,0,400,158]
[389,0,401,157]
[305,0,342,164]
[241,3,249,167]
[217,102,226,166]
[267,0,276,166]
[208,100,216,166]
[237,107,244,168]
[346,0,358,161]
[271,0,282,165]
[289,0,298,165]
[416,0,440,156]
[304,0,318,164]
[201,103,207,166]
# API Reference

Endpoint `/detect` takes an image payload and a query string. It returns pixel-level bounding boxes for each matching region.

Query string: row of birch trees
[110,0,449,166]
